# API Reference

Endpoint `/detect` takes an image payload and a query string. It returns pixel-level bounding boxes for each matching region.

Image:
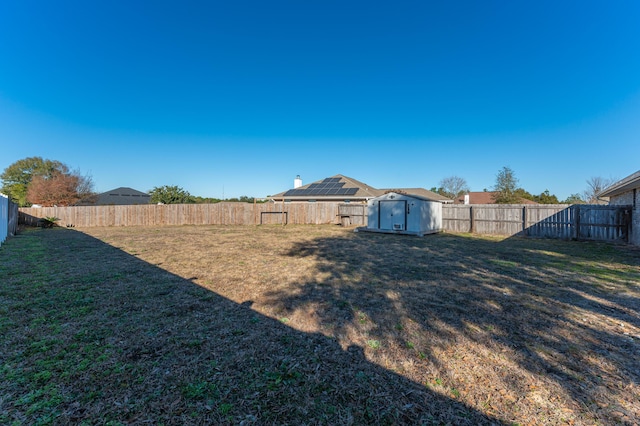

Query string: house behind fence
[19,201,634,245]
[599,170,640,246]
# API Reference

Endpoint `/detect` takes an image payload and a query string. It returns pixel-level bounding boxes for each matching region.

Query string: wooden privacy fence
[19,202,344,227]
[338,204,366,226]
[443,204,632,242]
[19,202,632,243]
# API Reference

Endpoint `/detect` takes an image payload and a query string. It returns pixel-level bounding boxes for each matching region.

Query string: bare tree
[438,176,470,199]
[583,176,615,204]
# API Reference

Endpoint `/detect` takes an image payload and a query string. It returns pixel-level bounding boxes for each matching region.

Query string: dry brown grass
[1,224,639,425]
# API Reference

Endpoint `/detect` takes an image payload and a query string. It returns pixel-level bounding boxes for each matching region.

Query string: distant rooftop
[270,174,451,202]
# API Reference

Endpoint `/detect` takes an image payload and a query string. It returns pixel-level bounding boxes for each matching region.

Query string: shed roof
[599,170,640,198]
[383,188,451,202]
[371,191,438,202]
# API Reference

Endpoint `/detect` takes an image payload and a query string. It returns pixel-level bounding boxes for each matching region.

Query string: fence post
[469,206,475,233]
[574,205,581,240]
[522,206,527,236]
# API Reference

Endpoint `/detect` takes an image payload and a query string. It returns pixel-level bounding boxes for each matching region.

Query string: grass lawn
[1,225,639,425]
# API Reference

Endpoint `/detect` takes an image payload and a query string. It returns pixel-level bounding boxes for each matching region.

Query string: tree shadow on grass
[263,231,640,425]
[0,228,501,425]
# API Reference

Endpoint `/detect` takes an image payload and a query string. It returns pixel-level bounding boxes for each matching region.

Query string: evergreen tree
[492,166,520,204]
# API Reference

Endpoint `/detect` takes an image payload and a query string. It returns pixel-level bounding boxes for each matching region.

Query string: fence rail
[18,202,633,243]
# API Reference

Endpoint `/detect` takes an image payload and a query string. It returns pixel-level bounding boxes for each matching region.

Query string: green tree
[191,196,222,204]
[492,166,520,204]
[430,186,445,196]
[1,157,93,206]
[149,185,194,204]
[535,190,560,204]
[514,188,535,202]
[563,193,585,204]
[514,188,561,204]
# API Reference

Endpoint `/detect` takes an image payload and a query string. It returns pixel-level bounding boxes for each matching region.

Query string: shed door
[379,200,406,230]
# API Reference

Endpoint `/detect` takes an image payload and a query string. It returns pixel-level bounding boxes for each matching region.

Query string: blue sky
[1,1,639,200]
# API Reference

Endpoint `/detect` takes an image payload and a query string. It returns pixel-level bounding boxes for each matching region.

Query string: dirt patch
[1,225,639,425]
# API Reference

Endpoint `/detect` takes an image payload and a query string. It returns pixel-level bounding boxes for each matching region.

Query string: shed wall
[366,193,442,235]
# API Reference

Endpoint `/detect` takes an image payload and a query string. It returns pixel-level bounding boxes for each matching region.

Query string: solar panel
[283,182,357,197]
[283,188,314,196]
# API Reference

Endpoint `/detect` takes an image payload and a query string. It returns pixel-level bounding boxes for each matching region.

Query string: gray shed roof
[380,188,451,203]
[371,191,438,202]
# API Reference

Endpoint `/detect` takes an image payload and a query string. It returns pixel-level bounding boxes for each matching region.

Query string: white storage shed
[360,192,443,236]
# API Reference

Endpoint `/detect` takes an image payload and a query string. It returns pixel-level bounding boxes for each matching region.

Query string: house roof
[599,170,640,198]
[455,191,538,205]
[85,187,151,205]
[270,175,452,202]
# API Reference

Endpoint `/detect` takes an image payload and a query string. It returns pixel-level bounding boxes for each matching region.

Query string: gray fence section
[442,204,632,242]
[18,202,632,243]
[572,204,632,241]
[18,202,343,227]
[338,204,366,226]
[0,194,19,247]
